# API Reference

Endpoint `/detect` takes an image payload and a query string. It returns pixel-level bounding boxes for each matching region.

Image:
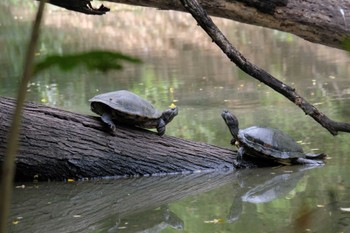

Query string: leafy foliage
[33,50,142,75]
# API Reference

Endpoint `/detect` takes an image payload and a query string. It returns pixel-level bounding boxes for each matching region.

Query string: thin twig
[179,0,350,136]
[0,1,46,232]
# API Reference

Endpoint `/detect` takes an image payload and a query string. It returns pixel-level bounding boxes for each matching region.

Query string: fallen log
[42,0,350,49]
[0,97,236,181]
[103,0,350,50]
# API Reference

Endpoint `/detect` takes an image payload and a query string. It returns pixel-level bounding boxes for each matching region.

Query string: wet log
[102,0,349,50]
[0,97,235,181]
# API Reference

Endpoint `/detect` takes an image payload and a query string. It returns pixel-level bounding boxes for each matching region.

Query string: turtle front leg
[101,112,117,135]
[232,147,245,168]
[157,119,166,136]
[236,147,245,164]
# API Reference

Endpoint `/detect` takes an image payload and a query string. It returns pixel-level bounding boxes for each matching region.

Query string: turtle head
[161,106,178,125]
[221,110,239,139]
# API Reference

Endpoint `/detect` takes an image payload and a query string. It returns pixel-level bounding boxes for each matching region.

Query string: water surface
[2,1,350,232]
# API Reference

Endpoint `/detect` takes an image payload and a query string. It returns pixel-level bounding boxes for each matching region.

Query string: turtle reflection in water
[221,110,326,166]
[114,206,184,232]
[89,90,178,136]
[227,166,314,223]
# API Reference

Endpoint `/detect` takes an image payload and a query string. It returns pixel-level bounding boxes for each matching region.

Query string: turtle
[89,90,178,136]
[221,110,326,166]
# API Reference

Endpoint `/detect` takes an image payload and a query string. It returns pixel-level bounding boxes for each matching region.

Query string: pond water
[2,1,350,232]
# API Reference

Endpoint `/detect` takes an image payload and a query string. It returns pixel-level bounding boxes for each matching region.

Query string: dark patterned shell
[89,90,162,119]
[238,126,304,159]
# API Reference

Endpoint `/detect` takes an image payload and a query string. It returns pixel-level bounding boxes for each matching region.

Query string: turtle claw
[157,129,165,136]
[110,125,117,135]
[232,159,242,168]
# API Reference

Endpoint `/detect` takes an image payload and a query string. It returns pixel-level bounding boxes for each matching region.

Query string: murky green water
[2,1,350,232]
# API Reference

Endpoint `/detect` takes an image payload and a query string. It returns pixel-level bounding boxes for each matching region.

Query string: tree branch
[44,0,110,15]
[179,0,350,136]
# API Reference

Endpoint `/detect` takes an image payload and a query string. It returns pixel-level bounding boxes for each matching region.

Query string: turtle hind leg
[101,112,117,135]
[296,158,324,165]
[156,119,166,136]
[305,153,327,160]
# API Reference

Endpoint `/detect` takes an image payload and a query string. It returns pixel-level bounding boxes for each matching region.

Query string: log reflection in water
[9,171,233,233]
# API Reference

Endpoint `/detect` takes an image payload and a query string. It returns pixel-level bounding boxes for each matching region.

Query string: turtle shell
[238,126,305,160]
[89,90,162,120]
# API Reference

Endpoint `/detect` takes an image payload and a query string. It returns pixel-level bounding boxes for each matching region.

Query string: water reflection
[227,166,315,223]
[115,206,184,233]
[10,172,233,233]
[2,2,350,233]
[9,167,334,233]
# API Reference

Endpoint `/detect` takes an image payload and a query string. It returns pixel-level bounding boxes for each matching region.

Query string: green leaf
[342,37,350,52]
[33,50,142,75]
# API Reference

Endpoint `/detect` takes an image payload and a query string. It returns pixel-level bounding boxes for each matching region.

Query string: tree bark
[0,97,235,181]
[101,0,350,50]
